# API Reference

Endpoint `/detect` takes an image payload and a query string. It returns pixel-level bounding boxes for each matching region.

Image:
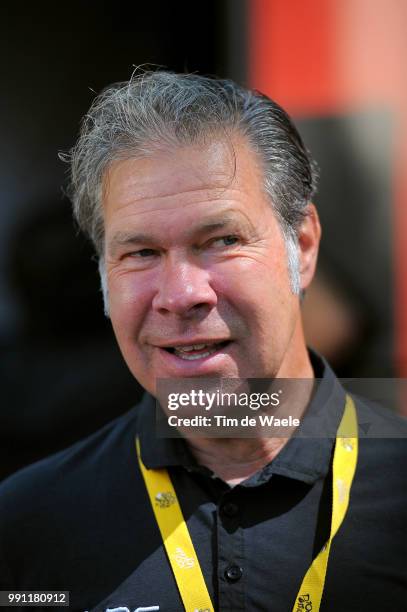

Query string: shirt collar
[137,351,347,485]
[266,353,346,484]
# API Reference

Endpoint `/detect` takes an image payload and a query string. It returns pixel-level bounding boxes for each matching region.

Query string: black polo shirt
[0,355,406,612]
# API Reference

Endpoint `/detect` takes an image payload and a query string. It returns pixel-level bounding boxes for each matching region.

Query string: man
[0,72,406,612]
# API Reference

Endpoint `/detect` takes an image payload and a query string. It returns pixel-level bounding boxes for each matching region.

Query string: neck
[185,349,314,486]
[187,436,290,486]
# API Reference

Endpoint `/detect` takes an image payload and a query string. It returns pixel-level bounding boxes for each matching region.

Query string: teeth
[173,343,220,360]
[174,343,210,352]
[175,348,217,360]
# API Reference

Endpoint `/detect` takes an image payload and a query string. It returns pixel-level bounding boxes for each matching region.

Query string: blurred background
[1,0,406,480]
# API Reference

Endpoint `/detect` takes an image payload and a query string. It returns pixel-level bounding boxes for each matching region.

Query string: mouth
[159,340,230,361]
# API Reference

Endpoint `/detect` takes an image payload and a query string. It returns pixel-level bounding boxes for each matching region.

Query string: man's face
[103,138,318,396]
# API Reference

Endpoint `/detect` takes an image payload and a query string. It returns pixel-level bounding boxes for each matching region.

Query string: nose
[152,254,217,317]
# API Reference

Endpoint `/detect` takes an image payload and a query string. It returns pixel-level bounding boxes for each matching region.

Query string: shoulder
[352,392,407,458]
[0,396,154,588]
[350,393,407,510]
[0,395,158,596]
[0,399,146,520]
[353,391,407,434]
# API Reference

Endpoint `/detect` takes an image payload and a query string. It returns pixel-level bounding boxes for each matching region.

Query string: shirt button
[225,564,243,582]
[221,502,238,517]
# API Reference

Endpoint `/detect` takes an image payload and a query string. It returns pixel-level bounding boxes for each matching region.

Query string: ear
[297,203,321,290]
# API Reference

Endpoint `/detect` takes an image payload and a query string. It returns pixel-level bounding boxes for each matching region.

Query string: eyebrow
[108,232,155,257]
[107,215,243,257]
[192,216,238,234]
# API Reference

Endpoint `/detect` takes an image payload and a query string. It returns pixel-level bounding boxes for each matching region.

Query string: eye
[211,235,240,248]
[129,248,158,258]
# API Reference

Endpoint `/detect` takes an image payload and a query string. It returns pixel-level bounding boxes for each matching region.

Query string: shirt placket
[216,490,246,611]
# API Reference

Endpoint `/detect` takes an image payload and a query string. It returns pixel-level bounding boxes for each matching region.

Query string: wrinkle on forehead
[103,138,262,215]
[106,191,252,224]
[102,139,239,209]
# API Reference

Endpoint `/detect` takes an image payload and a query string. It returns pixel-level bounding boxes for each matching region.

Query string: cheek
[211,253,291,305]
[107,271,154,337]
[212,258,297,343]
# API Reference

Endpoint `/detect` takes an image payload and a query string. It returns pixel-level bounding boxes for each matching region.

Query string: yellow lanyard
[135,395,358,612]
[291,394,358,611]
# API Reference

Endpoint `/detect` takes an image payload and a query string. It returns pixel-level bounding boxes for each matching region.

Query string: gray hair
[67,71,318,302]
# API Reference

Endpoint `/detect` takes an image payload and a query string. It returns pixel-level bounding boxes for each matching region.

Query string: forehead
[102,137,271,240]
